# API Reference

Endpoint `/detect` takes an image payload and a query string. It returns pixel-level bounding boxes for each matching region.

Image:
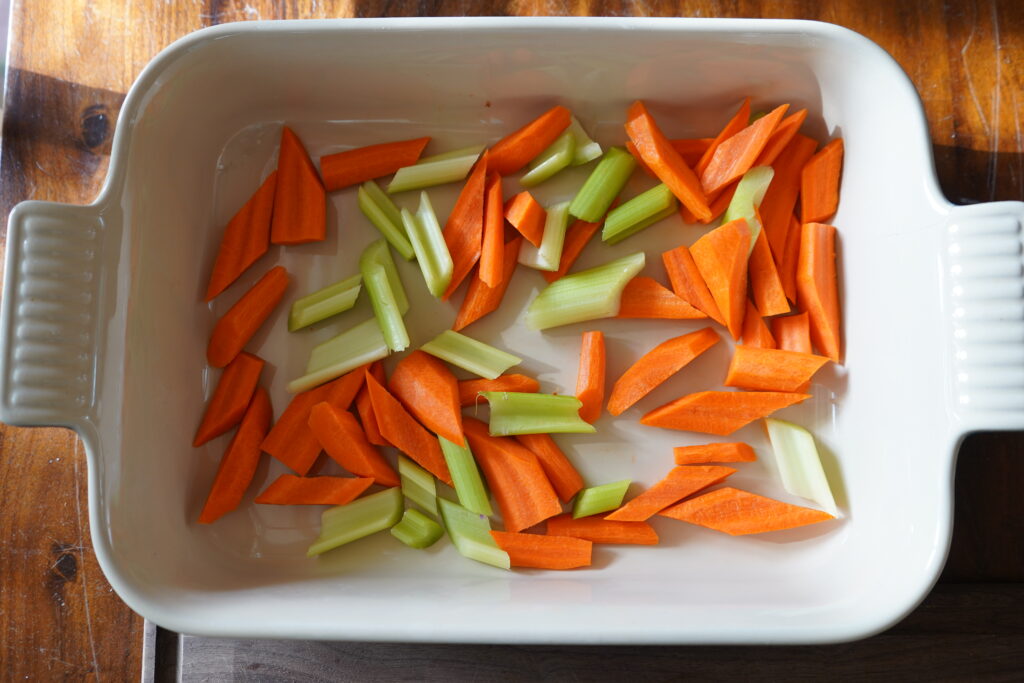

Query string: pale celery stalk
[483,392,595,436]
[517,201,571,271]
[568,146,636,222]
[764,418,838,516]
[387,150,482,194]
[417,144,486,164]
[567,117,603,166]
[307,487,403,557]
[722,165,775,253]
[438,497,510,570]
[359,239,408,314]
[420,330,521,379]
[572,479,631,519]
[288,273,362,331]
[439,436,493,516]
[401,192,453,298]
[288,317,389,393]
[390,509,444,549]
[525,252,646,330]
[362,264,409,352]
[358,181,415,261]
[398,455,438,516]
[520,130,576,188]
[602,184,679,245]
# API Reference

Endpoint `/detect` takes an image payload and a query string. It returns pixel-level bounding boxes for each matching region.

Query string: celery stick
[572,479,631,519]
[764,418,838,516]
[483,392,595,436]
[390,508,444,549]
[568,146,636,222]
[362,264,409,352]
[420,330,521,379]
[525,252,645,330]
[288,273,362,331]
[417,144,486,164]
[307,487,403,557]
[517,201,571,271]
[387,150,482,194]
[439,436,493,516]
[289,317,389,393]
[358,182,415,261]
[401,193,453,298]
[520,130,576,187]
[359,239,408,314]
[722,165,775,253]
[567,117,603,166]
[438,497,510,570]
[602,184,679,245]
[398,455,438,516]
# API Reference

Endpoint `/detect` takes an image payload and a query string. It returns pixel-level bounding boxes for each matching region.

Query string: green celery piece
[722,165,775,254]
[417,144,486,164]
[525,252,646,330]
[419,330,521,379]
[438,497,510,570]
[289,317,389,393]
[398,455,438,516]
[387,150,482,194]
[483,392,596,436]
[517,201,571,271]
[602,184,679,245]
[390,508,444,549]
[362,264,409,352]
[439,436,493,516]
[307,487,403,557]
[359,239,409,314]
[764,418,838,516]
[520,130,576,188]
[568,146,636,222]
[358,182,415,261]
[401,192,454,298]
[567,117,603,166]
[288,273,362,331]
[572,479,631,519]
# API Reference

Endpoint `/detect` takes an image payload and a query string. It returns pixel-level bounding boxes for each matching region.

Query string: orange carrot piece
[671,137,714,166]
[662,245,726,325]
[254,474,375,505]
[207,265,289,368]
[700,103,788,194]
[319,137,430,191]
[205,171,276,301]
[458,374,540,406]
[797,222,842,362]
[490,531,592,570]
[615,276,707,320]
[740,299,776,349]
[753,108,808,167]
[546,513,658,545]
[488,105,572,176]
[772,312,813,354]
[779,213,803,303]
[679,181,736,225]
[725,345,830,393]
[801,138,844,223]
[366,370,452,485]
[749,225,790,317]
[695,97,751,177]
[659,486,833,535]
[689,218,751,340]
[606,327,720,416]
[605,465,736,522]
[271,126,326,245]
[504,191,546,247]
[674,442,757,465]
[479,172,504,287]
[453,237,522,331]
[193,352,265,447]
[625,140,656,177]
[513,433,584,503]
[198,386,272,524]
[355,361,389,446]
[761,134,817,258]
[441,152,489,300]
[641,390,810,435]
[307,401,400,487]
[388,349,464,447]
[575,331,605,424]
[625,101,711,222]
[542,216,602,283]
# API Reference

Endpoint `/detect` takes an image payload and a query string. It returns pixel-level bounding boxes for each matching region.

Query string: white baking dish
[3,18,1023,644]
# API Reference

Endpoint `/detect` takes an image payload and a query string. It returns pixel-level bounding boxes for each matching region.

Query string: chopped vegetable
[749,227,790,317]
[388,349,464,446]
[420,330,521,380]
[546,514,658,545]
[359,238,409,313]
[491,531,592,570]
[441,152,488,299]
[568,146,636,222]
[479,173,505,286]
[401,192,454,298]
[567,117,603,166]
[753,108,808,167]
[700,103,788,194]
[659,486,833,535]
[504,191,546,247]
[575,331,605,424]
[526,252,645,330]
[483,392,595,436]
[690,218,751,340]
[387,148,482,194]
[357,180,415,260]
[307,401,400,487]
[764,418,838,516]
[542,215,602,283]
[721,165,774,250]
[438,497,510,569]
[356,362,390,446]
[307,487,404,557]
[457,373,539,406]
[360,242,410,352]
[760,134,817,258]
[288,273,362,332]
[740,300,777,349]
[513,433,584,503]
[439,436,493,516]
[801,138,844,224]
[488,104,572,176]
[605,465,736,522]
[602,183,678,245]
[772,312,813,353]
[572,479,631,518]
[725,345,830,393]
[290,317,388,394]
[255,475,375,506]
[520,129,575,187]
[779,213,803,303]
[674,442,757,465]
[518,201,571,272]
[796,222,842,362]
[661,245,726,325]
[641,390,811,435]
[205,171,275,301]
[193,351,264,447]
[615,276,706,320]
[695,97,752,177]
[391,508,444,549]
[207,265,290,368]
[271,126,326,245]
[319,136,430,191]
[398,455,439,516]
[452,237,521,332]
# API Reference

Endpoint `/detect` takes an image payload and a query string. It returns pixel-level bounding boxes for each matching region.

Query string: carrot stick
[207,265,289,368]
[724,345,830,393]
[659,486,833,535]
[740,299,776,349]
[453,237,522,331]
[254,474,375,505]
[606,327,720,416]
[605,465,736,522]
[198,386,272,524]
[575,331,605,424]
[513,433,584,503]
[205,171,276,301]
[319,137,431,191]
[504,191,546,247]
[463,418,562,533]
[488,105,573,176]
[458,373,540,406]
[441,152,489,300]
[193,351,265,446]
[779,213,803,303]
[689,218,751,340]
[753,108,808,167]
[695,97,751,177]
[546,513,658,545]
[271,126,326,245]
[796,222,842,362]
[307,401,400,487]
[700,103,788,194]
[640,390,810,435]
[674,442,757,464]
[671,137,714,166]
[625,140,656,177]
[679,181,736,225]
[772,312,813,354]
[615,276,707,320]
[801,138,844,223]
[490,531,592,570]
[542,216,601,283]
[662,245,726,325]
[479,172,505,287]
[355,361,389,446]
[749,224,790,317]
[760,134,817,259]
[388,349,464,446]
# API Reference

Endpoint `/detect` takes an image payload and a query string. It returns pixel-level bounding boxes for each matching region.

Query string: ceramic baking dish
[2,17,1023,644]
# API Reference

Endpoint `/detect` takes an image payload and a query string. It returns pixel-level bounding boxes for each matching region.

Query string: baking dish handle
[945,200,1024,434]
[0,201,105,432]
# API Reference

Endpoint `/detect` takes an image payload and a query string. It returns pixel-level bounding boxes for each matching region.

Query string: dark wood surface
[1,1,1022,680]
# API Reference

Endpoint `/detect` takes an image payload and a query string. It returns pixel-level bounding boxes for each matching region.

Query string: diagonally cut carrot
[355,361,389,446]
[388,349,464,446]
[205,171,276,301]
[307,401,399,487]
[605,465,736,521]
[207,265,290,368]
[542,216,602,283]
[659,486,833,535]
[488,105,572,176]
[749,223,790,317]
[724,345,830,393]
[319,137,430,191]
[689,218,751,340]
[458,373,540,406]
[575,331,605,424]
[796,222,842,362]
[479,172,505,287]
[772,312,813,354]
[546,513,658,545]
[490,531,592,570]
[504,191,546,247]
[271,126,326,245]
[695,97,752,177]
[254,474,375,505]
[700,103,788,194]
[671,138,714,166]
[761,134,817,259]
[662,245,726,325]
[801,138,844,223]
[194,351,265,446]
[741,299,776,349]
[453,237,522,331]
[640,390,810,435]
[513,433,584,503]
[753,108,808,167]
[442,152,489,300]
[779,213,803,303]
[674,442,757,465]
[615,276,707,320]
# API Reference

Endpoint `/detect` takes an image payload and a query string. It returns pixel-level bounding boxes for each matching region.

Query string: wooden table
[2,2,1022,679]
